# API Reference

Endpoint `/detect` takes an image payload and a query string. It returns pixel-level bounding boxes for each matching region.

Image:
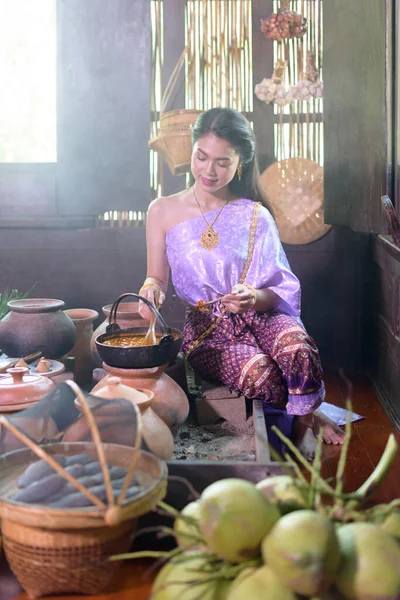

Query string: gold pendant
[200,225,219,250]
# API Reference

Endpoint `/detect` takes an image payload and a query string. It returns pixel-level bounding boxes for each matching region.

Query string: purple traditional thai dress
[166,199,324,446]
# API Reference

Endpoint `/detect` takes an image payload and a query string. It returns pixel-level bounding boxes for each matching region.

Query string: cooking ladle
[143,295,160,346]
[106,293,174,346]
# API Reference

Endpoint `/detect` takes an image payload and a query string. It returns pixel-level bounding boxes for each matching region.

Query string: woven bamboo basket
[0,381,168,599]
[149,109,202,176]
[148,46,203,175]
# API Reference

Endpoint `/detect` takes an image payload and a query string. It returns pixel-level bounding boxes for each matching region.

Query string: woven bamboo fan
[0,381,167,599]
[148,47,202,176]
[260,158,332,245]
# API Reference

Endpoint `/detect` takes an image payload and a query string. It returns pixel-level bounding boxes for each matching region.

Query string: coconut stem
[350,433,398,505]
[283,451,310,486]
[308,428,324,508]
[271,425,336,496]
[109,549,175,562]
[167,475,201,500]
[157,500,182,518]
[333,400,353,504]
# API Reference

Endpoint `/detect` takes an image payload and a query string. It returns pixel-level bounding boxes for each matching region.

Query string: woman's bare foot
[311,409,346,445]
[293,410,345,461]
[293,420,318,461]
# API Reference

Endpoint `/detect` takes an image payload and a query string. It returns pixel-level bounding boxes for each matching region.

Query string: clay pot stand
[165,397,277,484]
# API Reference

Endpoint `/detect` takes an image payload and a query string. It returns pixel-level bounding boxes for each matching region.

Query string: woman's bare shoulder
[149,190,188,212]
[148,190,192,232]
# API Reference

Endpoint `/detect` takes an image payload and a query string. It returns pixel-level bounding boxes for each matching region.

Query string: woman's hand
[138,283,166,321]
[221,283,256,315]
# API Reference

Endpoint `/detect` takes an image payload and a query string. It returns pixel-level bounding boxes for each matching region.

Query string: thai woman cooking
[139,107,344,460]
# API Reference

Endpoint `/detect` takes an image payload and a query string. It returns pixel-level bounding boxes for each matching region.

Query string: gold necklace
[193,186,227,250]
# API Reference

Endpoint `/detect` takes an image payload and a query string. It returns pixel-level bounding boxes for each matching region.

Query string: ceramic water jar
[0,299,76,359]
[64,308,99,385]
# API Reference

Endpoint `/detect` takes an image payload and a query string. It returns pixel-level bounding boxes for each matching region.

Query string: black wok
[95,293,182,369]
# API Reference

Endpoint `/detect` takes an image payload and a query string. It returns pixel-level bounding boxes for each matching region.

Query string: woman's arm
[139,199,170,316]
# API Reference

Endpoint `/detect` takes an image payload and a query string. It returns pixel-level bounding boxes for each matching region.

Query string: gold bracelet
[243,283,257,305]
[139,282,163,294]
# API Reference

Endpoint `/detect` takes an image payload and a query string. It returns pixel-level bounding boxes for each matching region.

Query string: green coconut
[335,522,400,600]
[262,509,341,597]
[151,554,232,600]
[199,478,280,563]
[228,567,258,593]
[174,501,202,548]
[256,475,306,514]
[380,509,400,542]
[227,565,298,600]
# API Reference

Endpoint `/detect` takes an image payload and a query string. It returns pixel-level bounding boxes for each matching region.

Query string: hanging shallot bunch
[261,9,307,42]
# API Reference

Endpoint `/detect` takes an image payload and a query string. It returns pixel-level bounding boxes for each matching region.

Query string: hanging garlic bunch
[255,59,293,106]
[292,79,324,101]
[310,80,323,98]
[274,85,294,106]
[292,80,314,101]
[254,78,280,104]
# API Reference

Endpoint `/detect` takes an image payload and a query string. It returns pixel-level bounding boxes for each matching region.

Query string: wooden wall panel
[324,0,390,232]
[373,235,400,428]
[0,165,56,218]
[56,0,151,215]
[161,0,187,197]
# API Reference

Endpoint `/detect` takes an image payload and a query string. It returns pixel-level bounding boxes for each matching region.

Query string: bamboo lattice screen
[184,0,253,112]
[272,0,323,165]
[98,0,324,225]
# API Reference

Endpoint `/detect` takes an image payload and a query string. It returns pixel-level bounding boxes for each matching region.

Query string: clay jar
[0,299,76,359]
[64,309,99,385]
[91,363,189,435]
[90,302,147,367]
[91,377,174,461]
[0,367,55,406]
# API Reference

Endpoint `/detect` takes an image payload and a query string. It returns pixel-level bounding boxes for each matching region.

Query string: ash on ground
[173,415,256,461]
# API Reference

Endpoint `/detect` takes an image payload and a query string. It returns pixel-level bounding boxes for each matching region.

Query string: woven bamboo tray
[0,381,168,599]
[260,158,332,245]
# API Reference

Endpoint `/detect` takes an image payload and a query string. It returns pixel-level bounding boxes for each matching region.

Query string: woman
[139,107,344,459]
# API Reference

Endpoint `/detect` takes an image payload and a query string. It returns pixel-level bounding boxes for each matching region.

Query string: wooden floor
[321,371,400,503]
[1,371,399,600]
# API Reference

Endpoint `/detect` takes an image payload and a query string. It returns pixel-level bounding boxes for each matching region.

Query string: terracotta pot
[90,302,148,367]
[64,309,99,385]
[0,299,76,359]
[0,367,55,406]
[91,377,174,460]
[91,362,189,435]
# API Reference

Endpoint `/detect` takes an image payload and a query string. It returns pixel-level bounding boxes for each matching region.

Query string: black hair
[191,107,272,212]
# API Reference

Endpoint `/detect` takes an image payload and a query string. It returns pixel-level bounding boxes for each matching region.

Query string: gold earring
[237,164,242,181]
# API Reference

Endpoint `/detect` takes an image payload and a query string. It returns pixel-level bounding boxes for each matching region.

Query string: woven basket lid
[259,158,332,245]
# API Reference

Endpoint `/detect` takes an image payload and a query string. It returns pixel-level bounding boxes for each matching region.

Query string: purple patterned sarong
[182,307,324,415]
[165,198,325,441]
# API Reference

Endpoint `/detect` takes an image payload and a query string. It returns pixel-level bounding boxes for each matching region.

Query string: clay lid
[35,357,52,373]
[0,367,55,405]
[91,377,153,409]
